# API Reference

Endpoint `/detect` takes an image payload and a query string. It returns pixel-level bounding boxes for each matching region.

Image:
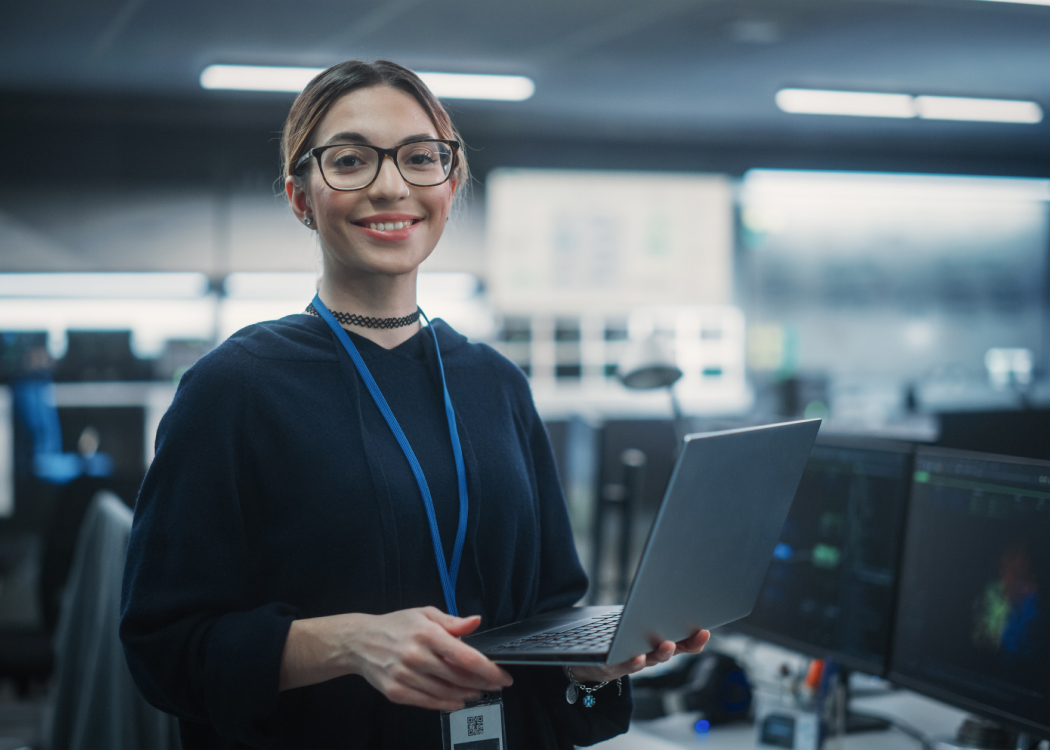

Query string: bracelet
[563,666,622,708]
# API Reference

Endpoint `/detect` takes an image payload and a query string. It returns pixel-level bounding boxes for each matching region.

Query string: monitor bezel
[887,445,1050,739]
[734,435,915,678]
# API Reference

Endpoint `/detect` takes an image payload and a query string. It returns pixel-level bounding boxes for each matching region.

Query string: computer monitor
[889,447,1050,739]
[936,409,1050,462]
[735,436,914,677]
[53,331,150,383]
[0,332,48,382]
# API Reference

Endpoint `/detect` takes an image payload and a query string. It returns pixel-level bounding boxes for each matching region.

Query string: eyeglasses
[294,138,460,191]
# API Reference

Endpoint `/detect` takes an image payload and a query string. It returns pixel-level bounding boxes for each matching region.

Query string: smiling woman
[118,60,706,750]
[280,62,470,349]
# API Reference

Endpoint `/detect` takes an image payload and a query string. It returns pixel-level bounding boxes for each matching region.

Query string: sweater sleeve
[521,393,634,746]
[119,344,297,747]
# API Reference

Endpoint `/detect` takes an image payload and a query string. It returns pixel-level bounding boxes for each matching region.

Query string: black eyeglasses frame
[293,138,460,192]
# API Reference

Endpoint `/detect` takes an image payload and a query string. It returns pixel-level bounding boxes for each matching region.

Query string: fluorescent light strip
[200,65,534,101]
[200,65,321,93]
[975,0,1050,6]
[416,72,534,101]
[776,88,1044,124]
[915,95,1043,123]
[0,273,210,299]
[776,89,914,118]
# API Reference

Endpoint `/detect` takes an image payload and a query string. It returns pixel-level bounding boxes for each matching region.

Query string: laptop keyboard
[489,612,622,652]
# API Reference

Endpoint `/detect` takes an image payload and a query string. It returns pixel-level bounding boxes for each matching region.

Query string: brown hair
[281,60,468,193]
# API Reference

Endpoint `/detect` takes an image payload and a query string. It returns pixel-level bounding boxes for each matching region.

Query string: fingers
[389,657,485,707]
[375,612,509,711]
[581,628,713,684]
[644,640,677,667]
[673,629,711,655]
[425,608,482,638]
[430,635,513,690]
[419,612,513,690]
[575,654,646,683]
[384,678,474,712]
[415,637,511,693]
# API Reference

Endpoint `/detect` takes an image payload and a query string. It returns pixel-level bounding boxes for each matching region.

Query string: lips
[352,213,423,232]
[351,213,424,241]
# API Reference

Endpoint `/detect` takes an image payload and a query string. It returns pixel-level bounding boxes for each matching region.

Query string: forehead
[313,85,438,147]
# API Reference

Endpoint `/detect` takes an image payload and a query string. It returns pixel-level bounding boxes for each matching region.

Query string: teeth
[366,221,411,231]
[393,222,404,229]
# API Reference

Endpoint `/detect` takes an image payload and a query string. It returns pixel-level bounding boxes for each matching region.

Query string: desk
[596,689,969,749]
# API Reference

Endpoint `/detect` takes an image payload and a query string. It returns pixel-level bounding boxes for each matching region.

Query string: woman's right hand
[280,606,513,712]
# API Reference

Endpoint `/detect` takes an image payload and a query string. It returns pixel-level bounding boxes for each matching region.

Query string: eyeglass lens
[320,141,454,189]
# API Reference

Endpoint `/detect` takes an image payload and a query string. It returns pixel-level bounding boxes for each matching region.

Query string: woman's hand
[280,606,513,712]
[569,628,710,684]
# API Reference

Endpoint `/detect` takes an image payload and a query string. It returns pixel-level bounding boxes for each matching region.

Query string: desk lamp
[617,333,687,449]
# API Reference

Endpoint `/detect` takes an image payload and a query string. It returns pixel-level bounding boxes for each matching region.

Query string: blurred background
[0,0,1048,748]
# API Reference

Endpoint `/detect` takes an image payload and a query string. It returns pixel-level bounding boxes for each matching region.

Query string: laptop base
[463,606,621,665]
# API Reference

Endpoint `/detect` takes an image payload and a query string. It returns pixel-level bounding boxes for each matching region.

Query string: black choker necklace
[305,303,421,330]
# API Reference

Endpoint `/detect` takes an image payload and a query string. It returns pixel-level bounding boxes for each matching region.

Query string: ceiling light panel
[776,88,1044,124]
[200,65,534,101]
[200,65,323,92]
[416,72,534,101]
[775,89,915,118]
[915,95,1043,123]
[0,273,210,299]
[974,0,1050,6]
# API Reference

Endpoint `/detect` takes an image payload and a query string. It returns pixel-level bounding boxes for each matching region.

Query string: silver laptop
[463,419,821,665]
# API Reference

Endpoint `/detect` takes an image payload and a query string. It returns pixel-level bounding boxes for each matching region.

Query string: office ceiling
[2,0,1049,152]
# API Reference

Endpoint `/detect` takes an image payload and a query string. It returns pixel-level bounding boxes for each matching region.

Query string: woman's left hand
[569,628,711,684]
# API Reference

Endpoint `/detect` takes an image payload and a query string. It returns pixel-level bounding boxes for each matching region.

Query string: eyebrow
[322,131,438,146]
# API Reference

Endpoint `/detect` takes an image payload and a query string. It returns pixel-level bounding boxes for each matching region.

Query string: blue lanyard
[312,294,469,616]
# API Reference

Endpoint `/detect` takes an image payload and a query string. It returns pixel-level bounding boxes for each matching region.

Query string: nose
[367,152,410,201]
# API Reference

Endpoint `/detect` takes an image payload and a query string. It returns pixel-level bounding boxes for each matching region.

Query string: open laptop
[463,419,821,665]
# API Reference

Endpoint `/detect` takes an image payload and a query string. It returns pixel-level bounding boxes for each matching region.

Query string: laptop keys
[490,613,621,652]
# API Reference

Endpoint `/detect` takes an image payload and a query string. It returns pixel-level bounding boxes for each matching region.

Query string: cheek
[316,191,360,223]
[429,187,455,221]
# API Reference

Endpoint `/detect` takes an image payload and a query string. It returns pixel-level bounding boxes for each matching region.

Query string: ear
[285,176,313,227]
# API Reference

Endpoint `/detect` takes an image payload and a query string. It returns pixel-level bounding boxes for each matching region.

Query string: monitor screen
[736,437,913,675]
[890,447,1050,737]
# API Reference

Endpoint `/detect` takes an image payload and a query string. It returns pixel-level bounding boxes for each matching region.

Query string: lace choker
[305,303,421,330]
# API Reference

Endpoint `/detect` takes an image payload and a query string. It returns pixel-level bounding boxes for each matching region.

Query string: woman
[120,60,708,749]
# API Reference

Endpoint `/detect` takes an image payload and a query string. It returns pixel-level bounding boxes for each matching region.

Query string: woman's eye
[327,149,372,171]
[405,150,438,165]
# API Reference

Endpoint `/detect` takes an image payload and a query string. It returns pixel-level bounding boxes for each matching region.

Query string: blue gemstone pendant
[584,694,596,708]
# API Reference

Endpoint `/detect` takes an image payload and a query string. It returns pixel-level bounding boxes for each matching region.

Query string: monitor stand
[844,710,891,734]
[933,716,1040,750]
[837,668,890,735]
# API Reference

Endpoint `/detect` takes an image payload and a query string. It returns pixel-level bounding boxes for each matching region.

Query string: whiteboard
[486,169,733,314]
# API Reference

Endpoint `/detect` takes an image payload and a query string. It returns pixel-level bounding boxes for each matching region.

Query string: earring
[304,216,313,226]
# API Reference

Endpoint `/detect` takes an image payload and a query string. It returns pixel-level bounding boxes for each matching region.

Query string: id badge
[440,691,506,750]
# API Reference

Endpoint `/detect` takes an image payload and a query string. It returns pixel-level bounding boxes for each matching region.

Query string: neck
[317,268,421,350]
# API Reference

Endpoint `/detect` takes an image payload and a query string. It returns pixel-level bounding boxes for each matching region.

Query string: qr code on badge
[467,715,483,737]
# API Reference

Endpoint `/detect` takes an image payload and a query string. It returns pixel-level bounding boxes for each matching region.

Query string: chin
[359,253,432,278]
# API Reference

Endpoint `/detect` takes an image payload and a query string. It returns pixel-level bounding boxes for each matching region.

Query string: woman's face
[287,85,456,280]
